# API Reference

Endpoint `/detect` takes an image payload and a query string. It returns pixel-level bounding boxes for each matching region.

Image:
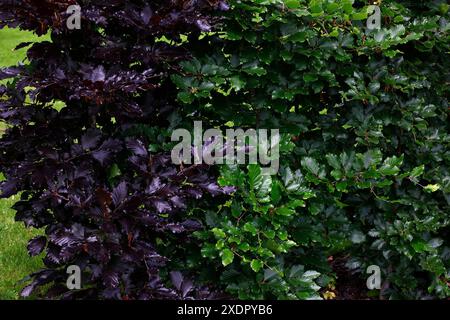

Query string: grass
[0,196,43,299]
[0,27,43,68]
[0,27,46,300]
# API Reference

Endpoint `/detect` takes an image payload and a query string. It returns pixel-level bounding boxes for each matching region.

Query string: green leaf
[276,206,295,216]
[351,231,366,244]
[424,184,440,193]
[309,0,323,15]
[352,11,368,21]
[220,249,234,266]
[411,239,431,253]
[201,244,216,258]
[219,164,245,187]
[229,76,246,91]
[271,180,283,204]
[289,265,304,278]
[325,154,340,169]
[248,164,272,198]
[290,31,308,43]
[242,62,267,76]
[360,149,382,169]
[379,165,399,176]
[108,163,121,180]
[303,73,318,83]
[342,0,354,14]
[420,255,446,275]
[379,156,403,176]
[301,270,321,281]
[238,242,251,251]
[409,165,425,180]
[428,238,443,249]
[287,199,305,208]
[250,259,263,272]
[212,228,226,239]
[264,229,276,239]
[243,222,258,236]
[284,0,300,9]
[264,269,279,282]
[282,167,303,191]
[326,2,340,13]
[301,157,326,179]
[177,91,193,104]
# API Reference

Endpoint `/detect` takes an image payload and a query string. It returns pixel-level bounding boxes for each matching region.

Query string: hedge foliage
[1,0,449,299]
[0,0,233,299]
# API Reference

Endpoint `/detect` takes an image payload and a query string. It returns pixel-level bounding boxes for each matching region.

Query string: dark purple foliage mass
[0,0,230,299]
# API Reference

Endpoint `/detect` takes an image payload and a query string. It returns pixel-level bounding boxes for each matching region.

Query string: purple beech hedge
[0,0,232,299]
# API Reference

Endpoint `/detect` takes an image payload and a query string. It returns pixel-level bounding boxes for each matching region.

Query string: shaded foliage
[173,0,450,299]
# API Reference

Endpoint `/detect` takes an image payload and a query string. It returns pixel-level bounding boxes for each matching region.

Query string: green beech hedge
[172,0,450,299]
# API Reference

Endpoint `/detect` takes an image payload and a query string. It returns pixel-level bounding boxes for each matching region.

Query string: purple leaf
[222,186,237,194]
[0,66,21,80]
[103,270,120,288]
[27,236,47,257]
[126,139,148,157]
[196,19,211,32]
[54,68,66,80]
[203,183,221,195]
[170,271,183,290]
[170,195,185,208]
[92,149,111,165]
[0,179,18,198]
[182,220,202,231]
[81,129,102,150]
[166,223,185,233]
[90,65,106,82]
[181,279,193,298]
[186,188,203,199]
[153,200,171,213]
[219,1,230,11]
[112,181,127,206]
[141,6,153,25]
[14,42,33,50]
[146,177,163,195]
[20,285,35,298]
[50,234,75,247]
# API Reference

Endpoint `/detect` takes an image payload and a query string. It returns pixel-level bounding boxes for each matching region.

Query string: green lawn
[0,27,46,300]
[0,27,42,67]
[0,196,43,299]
